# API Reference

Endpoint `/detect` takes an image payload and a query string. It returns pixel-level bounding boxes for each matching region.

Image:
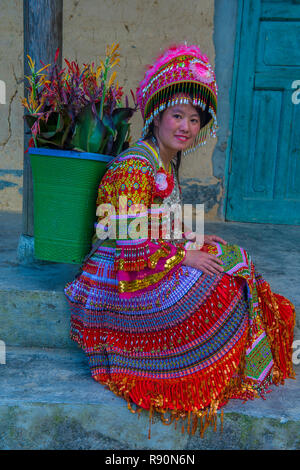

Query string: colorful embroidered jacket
[94,140,187,299]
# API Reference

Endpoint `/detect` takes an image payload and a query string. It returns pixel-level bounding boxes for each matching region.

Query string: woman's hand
[183,230,227,247]
[204,234,227,246]
[183,249,224,276]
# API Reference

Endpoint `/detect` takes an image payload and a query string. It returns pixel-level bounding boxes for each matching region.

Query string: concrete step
[0,346,299,450]
[0,261,79,349]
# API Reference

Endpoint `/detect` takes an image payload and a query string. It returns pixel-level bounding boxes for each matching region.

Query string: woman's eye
[173,114,182,119]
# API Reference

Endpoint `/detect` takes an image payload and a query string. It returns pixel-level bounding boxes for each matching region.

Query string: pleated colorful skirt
[64,242,295,437]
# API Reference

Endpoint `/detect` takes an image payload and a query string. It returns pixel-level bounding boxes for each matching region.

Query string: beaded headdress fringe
[142,81,217,155]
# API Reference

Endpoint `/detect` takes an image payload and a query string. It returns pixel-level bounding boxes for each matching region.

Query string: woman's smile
[174,134,189,142]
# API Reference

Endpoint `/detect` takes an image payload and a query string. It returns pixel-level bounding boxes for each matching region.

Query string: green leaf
[104,134,114,155]
[112,122,130,156]
[38,113,65,139]
[102,114,116,137]
[112,108,135,129]
[61,117,72,147]
[71,104,108,153]
[36,133,66,148]
[87,117,107,153]
[24,114,38,129]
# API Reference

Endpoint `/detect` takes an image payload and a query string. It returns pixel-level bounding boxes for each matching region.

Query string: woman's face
[154,101,201,155]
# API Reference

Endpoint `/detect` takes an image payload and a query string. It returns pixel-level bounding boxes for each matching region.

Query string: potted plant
[22,44,136,264]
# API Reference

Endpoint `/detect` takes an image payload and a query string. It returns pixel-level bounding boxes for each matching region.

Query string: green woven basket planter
[29,148,113,264]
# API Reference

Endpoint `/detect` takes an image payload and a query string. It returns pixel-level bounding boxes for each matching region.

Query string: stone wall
[0,0,222,218]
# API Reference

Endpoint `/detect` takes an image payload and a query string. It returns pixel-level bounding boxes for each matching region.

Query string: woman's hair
[144,104,207,178]
[144,121,182,179]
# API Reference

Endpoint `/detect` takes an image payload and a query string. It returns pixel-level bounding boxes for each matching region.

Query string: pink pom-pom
[190,62,214,84]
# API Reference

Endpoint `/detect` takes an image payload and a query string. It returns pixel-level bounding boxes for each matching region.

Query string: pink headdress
[136,44,218,153]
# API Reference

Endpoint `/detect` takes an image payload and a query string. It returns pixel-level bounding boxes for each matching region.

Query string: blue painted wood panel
[226,0,300,224]
[257,22,300,67]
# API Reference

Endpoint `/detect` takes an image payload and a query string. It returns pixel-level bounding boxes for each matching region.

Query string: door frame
[224,0,259,221]
[223,0,245,220]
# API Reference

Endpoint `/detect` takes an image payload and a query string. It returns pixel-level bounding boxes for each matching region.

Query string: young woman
[64,44,295,437]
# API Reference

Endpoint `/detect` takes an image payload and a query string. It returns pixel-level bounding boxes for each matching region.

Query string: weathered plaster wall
[63,0,218,217]
[0,0,23,212]
[0,0,229,219]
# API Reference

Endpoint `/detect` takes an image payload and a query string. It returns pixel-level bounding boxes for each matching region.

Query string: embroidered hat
[136,44,218,153]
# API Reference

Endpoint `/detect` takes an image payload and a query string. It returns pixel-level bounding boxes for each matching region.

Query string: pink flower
[155,172,168,191]
[190,62,214,84]
[153,169,175,199]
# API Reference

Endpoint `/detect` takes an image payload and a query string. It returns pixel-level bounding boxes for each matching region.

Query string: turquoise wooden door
[226,0,300,224]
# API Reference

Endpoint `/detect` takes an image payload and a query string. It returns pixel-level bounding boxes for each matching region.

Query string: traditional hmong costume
[64,45,295,437]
